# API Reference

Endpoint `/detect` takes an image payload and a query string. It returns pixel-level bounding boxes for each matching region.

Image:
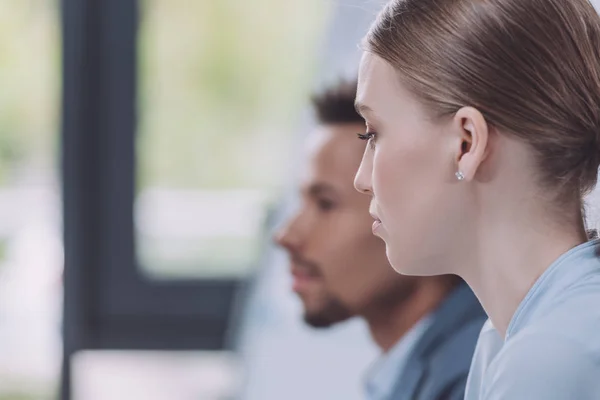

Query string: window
[61,0,328,398]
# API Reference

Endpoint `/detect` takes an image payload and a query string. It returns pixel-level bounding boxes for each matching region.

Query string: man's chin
[302,306,354,328]
[303,313,340,328]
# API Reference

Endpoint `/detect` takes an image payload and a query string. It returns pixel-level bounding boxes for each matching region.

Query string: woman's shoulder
[506,304,600,365]
[482,328,600,399]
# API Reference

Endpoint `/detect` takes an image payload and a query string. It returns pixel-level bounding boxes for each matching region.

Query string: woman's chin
[387,249,441,277]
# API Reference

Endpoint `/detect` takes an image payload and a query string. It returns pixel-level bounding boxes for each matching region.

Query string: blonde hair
[365,0,600,206]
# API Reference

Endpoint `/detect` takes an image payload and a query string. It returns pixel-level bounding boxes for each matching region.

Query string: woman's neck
[460,212,587,338]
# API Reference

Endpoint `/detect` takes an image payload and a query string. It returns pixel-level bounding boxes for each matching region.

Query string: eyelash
[357,131,377,149]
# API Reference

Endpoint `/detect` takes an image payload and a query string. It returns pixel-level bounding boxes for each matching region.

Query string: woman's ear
[453,107,489,181]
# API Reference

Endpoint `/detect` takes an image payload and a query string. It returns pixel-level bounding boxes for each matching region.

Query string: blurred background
[1,0,600,399]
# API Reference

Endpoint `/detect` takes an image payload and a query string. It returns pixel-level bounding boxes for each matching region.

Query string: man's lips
[290,258,321,292]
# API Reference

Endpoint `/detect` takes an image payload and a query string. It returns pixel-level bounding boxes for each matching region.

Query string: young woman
[353,0,600,398]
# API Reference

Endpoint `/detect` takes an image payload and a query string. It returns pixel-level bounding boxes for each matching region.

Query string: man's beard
[303,295,353,328]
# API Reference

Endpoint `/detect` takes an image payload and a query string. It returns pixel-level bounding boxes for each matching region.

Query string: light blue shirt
[465,240,600,400]
[365,315,433,400]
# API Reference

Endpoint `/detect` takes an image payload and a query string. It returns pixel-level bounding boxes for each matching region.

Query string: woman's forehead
[357,54,404,111]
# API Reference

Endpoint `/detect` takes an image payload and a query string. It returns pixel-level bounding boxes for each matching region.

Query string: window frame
[61,0,239,397]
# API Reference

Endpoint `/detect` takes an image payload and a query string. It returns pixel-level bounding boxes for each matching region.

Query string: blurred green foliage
[0,0,330,190]
[0,1,59,184]
[0,393,48,400]
[137,0,331,190]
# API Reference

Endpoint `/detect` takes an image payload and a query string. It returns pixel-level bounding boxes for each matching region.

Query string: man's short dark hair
[311,79,363,125]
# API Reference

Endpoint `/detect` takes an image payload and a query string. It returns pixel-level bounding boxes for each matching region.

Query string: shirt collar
[506,239,600,340]
[365,315,433,400]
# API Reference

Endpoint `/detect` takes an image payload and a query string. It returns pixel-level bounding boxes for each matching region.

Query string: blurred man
[275,80,485,400]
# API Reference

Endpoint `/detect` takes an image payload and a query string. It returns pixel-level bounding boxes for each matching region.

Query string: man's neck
[364,280,456,351]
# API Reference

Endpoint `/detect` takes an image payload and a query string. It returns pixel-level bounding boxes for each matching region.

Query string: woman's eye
[357,131,377,149]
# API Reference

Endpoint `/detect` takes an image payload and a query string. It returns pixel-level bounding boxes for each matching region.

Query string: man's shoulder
[396,299,486,400]
[429,315,486,371]
[426,284,487,371]
[424,283,486,374]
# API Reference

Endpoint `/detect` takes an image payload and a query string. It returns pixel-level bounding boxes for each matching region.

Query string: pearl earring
[455,171,465,181]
